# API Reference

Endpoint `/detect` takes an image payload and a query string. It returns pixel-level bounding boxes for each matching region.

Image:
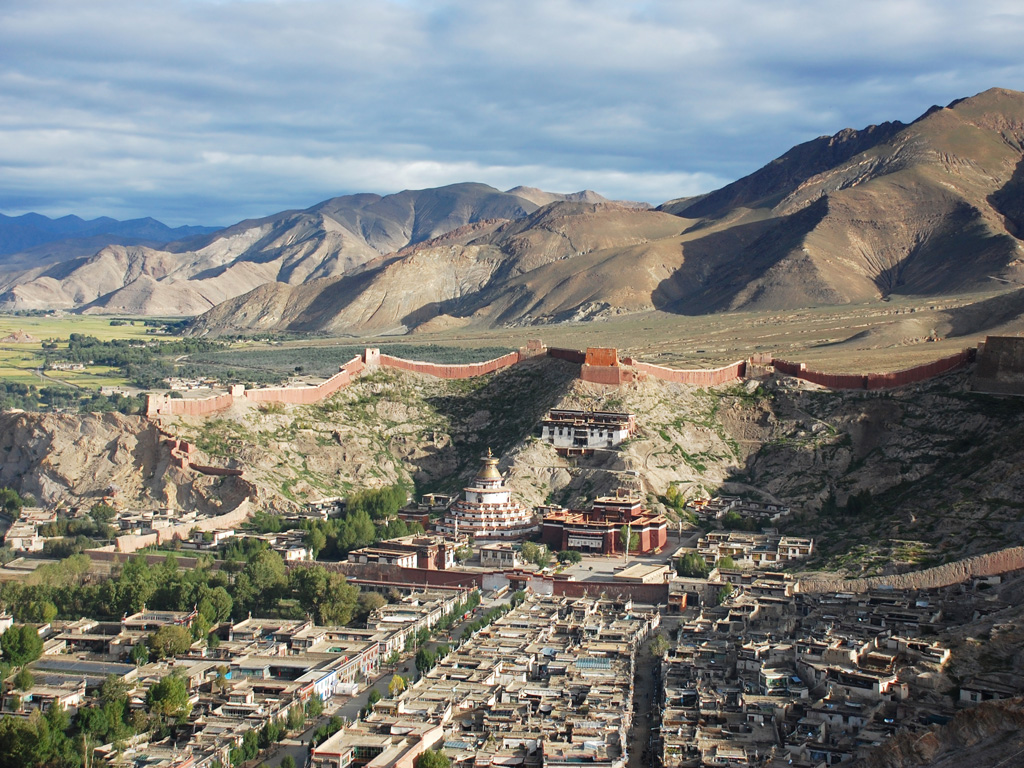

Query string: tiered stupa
[437,450,538,539]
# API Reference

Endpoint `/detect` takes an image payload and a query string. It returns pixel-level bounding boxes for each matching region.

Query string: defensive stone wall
[146,356,365,417]
[377,351,521,379]
[772,349,975,391]
[147,392,235,418]
[628,359,747,386]
[795,545,1024,594]
[547,347,587,364]
[244,359,358,404]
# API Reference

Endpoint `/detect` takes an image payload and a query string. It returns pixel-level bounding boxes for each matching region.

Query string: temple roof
[476,451,502,482]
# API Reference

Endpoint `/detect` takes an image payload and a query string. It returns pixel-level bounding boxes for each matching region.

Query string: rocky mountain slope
[0,411,252,515]
[190,87,1024,336]
[5,358,1023,576]
[0,184,570,315]
[6,89,1024,331]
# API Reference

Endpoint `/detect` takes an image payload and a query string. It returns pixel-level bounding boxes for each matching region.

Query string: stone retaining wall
[114,498,253,553]
[796,546,1024,594]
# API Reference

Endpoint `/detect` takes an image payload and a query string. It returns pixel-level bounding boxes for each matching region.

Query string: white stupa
[437,450,539,539]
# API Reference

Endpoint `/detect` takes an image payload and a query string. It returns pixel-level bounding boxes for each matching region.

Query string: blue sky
[2,0,1023,226]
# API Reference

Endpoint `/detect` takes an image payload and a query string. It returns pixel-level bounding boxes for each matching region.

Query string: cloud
[1,0,1023,224]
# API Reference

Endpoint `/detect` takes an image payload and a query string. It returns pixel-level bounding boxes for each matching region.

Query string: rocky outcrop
[0,411,253,515]
[797,547,1024,594]
[857,698,1024,768]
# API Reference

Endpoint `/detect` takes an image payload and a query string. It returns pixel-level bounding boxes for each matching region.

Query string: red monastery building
[541,490,667,555]
[436,451,540,540]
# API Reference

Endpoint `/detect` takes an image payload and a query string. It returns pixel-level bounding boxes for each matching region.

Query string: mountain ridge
[4,88,1024,336]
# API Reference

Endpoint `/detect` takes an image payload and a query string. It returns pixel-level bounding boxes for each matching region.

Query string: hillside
[0,183,543,315]
[189,87,1024,337]
[4,357,1023,576]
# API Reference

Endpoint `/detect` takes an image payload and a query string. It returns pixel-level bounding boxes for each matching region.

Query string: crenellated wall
[772,349,975,391]
[146,356,366,417]
[244,358,360,404]
[628,359,747,387]
[377,351,521,379]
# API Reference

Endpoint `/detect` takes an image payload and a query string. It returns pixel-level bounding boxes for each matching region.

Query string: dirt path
[34,365,81,389]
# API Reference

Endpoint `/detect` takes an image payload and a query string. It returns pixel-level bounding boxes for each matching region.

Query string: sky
[2,1,1024,227]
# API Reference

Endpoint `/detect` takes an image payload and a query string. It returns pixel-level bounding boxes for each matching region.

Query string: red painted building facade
[541,490,668,555]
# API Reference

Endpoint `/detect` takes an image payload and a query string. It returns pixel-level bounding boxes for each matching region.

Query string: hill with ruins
[3,343,1024,579]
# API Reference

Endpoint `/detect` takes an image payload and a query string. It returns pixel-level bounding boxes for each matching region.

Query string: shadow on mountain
[418,357,579,494]
[989,154,1024,241]
[652,199,830,314]
[282,270,381,334]
[942,287,1024,338]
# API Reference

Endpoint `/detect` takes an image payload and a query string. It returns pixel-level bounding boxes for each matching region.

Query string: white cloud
[1,0,1023,224]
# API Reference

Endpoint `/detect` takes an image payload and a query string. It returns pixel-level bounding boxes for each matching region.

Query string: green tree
[557,550,583,564]
[356,591,387,623]
[306,694,324,718]
[281,757,297,768]
[716,556,736,570]
[290,565,359,626]
[304,527,327,559]
[0,624,43,665]
[368,689,382,706]
[520,541,551,568]
[239,549,287,613]
[649,634,669,658]
[414,749,451,768]
[90,502,117,524]
[0,488,27,519]
[131,642,150,666]
[148,624,193,659]
[198,585,233,624]
[618,525,639,553]
[13,667,33,691]
[146,673,192,719]
[191,613,211,642]
[415,647,436,675]
[676,552,710,578]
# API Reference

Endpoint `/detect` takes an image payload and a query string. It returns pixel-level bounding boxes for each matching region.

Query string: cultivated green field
[0,315,179,391]
[2,287,1020,395]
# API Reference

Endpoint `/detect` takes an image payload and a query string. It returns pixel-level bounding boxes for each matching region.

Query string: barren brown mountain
[5,89,1024,334]
[190,88,1024,337]
[0,183,544,314]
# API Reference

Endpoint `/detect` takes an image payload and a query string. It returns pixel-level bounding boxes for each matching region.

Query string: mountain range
[3,87,1024,335]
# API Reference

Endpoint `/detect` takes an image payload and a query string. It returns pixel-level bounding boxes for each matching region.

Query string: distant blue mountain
[0,212,220,258]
